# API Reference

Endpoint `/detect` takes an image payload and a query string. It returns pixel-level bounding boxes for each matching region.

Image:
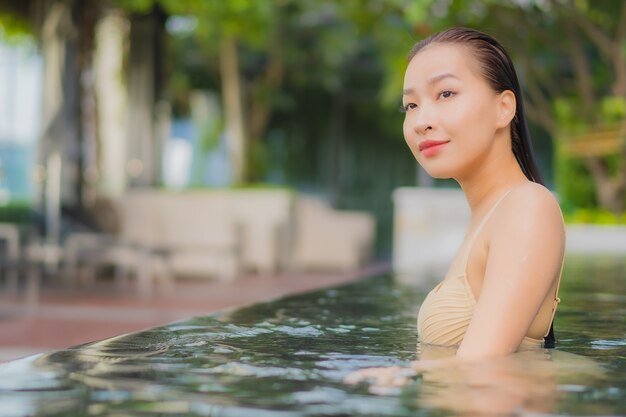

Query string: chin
[419,165,454,180]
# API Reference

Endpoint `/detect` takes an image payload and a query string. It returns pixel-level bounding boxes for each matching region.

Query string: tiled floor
[0,262,389,362]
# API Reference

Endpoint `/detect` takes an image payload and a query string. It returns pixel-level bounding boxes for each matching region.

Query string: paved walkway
[0,262,389,362]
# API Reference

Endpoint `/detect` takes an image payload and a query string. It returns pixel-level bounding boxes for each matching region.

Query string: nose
[412,104,434,135]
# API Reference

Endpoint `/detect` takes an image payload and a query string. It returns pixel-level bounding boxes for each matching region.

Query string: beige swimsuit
[417,188,563,350]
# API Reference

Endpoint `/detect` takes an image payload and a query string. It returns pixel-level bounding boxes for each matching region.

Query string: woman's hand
[343,365,416,387]
[343,357,457,387]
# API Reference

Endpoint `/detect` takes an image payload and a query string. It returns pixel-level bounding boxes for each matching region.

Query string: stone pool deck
[0,262,389,362]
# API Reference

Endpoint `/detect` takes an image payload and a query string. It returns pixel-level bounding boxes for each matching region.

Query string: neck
[456,149,529,217]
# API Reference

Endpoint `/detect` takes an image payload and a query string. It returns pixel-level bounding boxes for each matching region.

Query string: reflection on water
[411,347,604,416]
[0,255,624,416]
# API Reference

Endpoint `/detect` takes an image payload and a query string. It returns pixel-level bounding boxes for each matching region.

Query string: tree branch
[521,64,556,132]
[527,64,561,102]
[524,94,556,134]
[248,23,285,143]
[611,2,626,96]
[615,1,626,43]
[562,0,614,58]
[564,17,596,121]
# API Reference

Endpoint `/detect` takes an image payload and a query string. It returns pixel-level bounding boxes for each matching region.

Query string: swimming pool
[0,255,624,416]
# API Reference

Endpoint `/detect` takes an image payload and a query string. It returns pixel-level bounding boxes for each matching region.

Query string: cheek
[449,98,498,144]
[403,118,419,156]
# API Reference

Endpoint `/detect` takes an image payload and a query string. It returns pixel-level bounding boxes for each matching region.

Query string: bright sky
[0,40,42,145]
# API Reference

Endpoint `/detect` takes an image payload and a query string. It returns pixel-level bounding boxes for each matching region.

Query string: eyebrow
[403,73,459,95]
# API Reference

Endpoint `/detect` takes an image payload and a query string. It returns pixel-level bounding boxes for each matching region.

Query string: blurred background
[0,0,624,357]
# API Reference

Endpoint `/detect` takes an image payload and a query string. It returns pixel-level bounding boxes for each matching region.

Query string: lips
[418,140,450,157]
[419,140,450,151]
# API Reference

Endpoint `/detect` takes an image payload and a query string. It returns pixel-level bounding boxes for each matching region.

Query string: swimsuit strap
[543,250,565,343]
[461,187,517,274]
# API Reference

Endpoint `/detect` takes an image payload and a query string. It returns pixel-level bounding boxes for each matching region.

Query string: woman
[346,27,565,386]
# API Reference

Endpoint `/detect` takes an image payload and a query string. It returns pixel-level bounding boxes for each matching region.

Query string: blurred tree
[116,0,276,183]
[124,5,168,187]
[401,0,626,213]
[487,0,626,214]
[0,0,103,237]
[5,0,621,231]
[0,0,100,182]
[129,0,465,187]
[169,0,387,184]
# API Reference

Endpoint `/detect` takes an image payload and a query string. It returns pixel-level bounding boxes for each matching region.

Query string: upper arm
[456,185,565,359]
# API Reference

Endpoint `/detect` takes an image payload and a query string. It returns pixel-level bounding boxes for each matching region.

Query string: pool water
[0,255,625,416]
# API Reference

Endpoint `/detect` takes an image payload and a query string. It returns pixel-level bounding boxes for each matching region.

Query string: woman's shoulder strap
[461,187,517,273]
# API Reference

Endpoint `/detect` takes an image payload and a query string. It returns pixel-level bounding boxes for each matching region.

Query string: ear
[495,90,516,129]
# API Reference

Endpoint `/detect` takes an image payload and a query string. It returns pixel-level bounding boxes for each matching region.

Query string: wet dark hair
[409,27,544,186]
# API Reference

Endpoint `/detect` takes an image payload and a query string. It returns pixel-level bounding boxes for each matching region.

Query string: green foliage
[555,151,597,211]
[601,96,626,122]
[555,96,626,130]
[0,201,33,224]
[556,150,624,214]
[553,99,573,127]
[554,94,625,212]
[116,0,623,222]
[160,0,273,48]
[564,208,626,225]
[246,140,270,183]
[115,0,274,48]
[0,3,33,42]
[198,118,223,153]
[404,0,433,23]
[113,0,157,13]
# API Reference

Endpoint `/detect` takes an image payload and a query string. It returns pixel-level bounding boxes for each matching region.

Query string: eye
[400,103,417,113]
[439,90,455,99]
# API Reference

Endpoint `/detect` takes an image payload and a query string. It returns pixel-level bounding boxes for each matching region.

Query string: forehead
[404,43,482,88]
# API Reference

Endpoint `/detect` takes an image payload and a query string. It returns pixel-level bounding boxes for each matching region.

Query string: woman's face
[402,43,503,179]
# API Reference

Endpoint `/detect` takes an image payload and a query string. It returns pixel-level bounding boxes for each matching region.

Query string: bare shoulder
[508,181,561,205]
[509,181,563,220]
[494,181,565,240]
[485,181,566,287]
